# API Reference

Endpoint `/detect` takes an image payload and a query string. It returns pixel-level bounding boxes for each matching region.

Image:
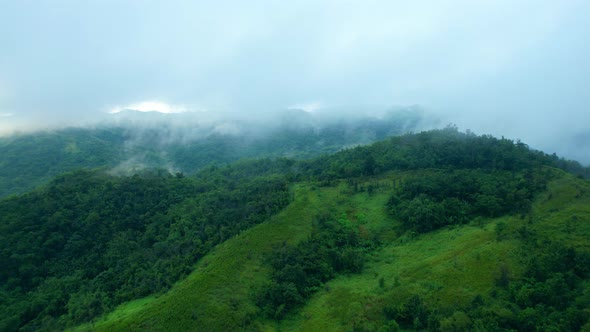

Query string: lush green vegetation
[273,172,590,332]
[0,128,125,197]
[259,212,377,319]
[387,168,548,233]
[70,183,326,331]
[0,165,290,331]
[485,239,590,331]
[1,126,589,331]
[301,127,589,181]
[71,171,590,332]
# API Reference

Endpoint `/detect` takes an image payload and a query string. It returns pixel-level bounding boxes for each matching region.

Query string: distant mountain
[0,128,126,197]
[0,107,431,197]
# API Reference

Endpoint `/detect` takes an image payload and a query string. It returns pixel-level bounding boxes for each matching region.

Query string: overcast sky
[1,1,589,162]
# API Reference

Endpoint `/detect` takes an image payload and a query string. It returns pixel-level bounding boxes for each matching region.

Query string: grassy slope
[70,183,341,331]
[531,172,590,250]
[71,169,590,331]
[70,174,400,331]
[275,170,590,331]
[276,220,522,331]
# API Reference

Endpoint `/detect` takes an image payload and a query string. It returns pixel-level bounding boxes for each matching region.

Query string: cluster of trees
[500,242,590,331]
[258,213,376,319]
[378,241,590,331]
[0,164,291,331]
[387,169,549,233]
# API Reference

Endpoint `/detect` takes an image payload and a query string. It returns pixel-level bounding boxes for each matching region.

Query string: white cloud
[108,101,187,114]
[288,101,323,113]
[213,123,241,136]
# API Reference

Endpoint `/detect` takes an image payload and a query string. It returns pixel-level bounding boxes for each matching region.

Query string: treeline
[300,126,589,181]
[203,127,586,188]
[0,166,290,331]
[2,125,588,198]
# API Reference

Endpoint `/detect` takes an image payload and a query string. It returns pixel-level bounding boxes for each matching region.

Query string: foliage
[387,169,549,233]
[0,111,424,198]
[1,127,589,331]
[273,172,590,332]
[453,240,590,332]
[377,239,590,331]
[301,126,589,181]
[0,128,125,197]
[258,213,376,319]
[0,164,290,331]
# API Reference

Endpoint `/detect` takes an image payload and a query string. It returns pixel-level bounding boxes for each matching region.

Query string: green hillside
[0,165,292,331]
[0,128,125,197]
[1,128,589,331]
[70,170,590,331]
[277,171,590,331]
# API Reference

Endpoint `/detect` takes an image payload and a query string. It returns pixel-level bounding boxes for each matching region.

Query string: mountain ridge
[0,127,589,331]
[0,108,429,197]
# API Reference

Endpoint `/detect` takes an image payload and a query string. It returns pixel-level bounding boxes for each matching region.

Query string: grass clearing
[277,218,523,331]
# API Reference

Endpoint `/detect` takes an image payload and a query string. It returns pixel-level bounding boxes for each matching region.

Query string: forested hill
[0,108,425,197]
[0,128,125,197]
[0,165,292,331]
[300,128,590,180]
[0,128,589,331]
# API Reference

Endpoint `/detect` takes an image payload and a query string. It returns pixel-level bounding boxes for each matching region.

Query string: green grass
[70,296,156,332]
[274,218,523,331]
[269,170,590,331]
[530,170,590,250]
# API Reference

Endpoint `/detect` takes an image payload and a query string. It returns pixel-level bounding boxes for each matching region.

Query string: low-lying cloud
[0,1,588,163]
[108,101,189,115]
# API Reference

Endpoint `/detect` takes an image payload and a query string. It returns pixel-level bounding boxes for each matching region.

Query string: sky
[0,0,589,162]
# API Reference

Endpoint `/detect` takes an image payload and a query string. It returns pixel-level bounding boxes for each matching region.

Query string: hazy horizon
[1,1,589,163]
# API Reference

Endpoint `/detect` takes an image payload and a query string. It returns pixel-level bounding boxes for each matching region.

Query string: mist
[1,1,589,163]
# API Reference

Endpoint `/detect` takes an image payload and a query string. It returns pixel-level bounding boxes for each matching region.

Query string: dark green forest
[1,126,589,331]
[0,166,290,331]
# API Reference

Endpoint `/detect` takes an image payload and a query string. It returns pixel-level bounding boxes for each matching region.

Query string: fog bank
[1,1,589,163]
